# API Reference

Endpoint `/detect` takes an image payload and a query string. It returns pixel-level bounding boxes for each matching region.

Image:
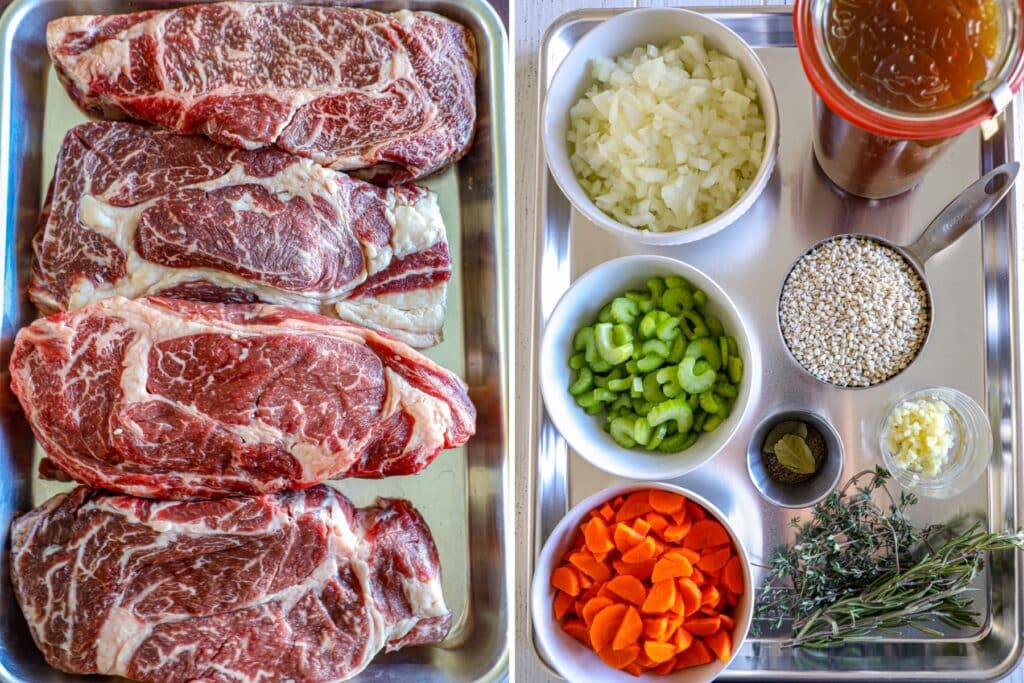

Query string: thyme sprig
[755,467,1024,648]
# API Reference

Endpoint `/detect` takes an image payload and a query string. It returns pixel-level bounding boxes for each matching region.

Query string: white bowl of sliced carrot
[531,483,752,682]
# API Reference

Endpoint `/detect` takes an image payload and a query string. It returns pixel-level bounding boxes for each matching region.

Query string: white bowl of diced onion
[543,8,779,245]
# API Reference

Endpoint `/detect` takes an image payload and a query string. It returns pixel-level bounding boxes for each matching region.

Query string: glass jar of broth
[794,0,1024,198]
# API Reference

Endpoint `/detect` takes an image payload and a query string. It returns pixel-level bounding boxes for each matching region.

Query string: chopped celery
[678,357,717,393]
[609,416,637,448]
[729,356,744,384]
[569,367,593,396]
[646,277,666,305]
[705,315,724,337]
[647,397,694,433]
[594,322,633,365]
[645,424,668,450]
[569,351,586,370]
[662,287,694,315]
[643,373,667,403]
[610,297,639,325]
[684,337,722,371]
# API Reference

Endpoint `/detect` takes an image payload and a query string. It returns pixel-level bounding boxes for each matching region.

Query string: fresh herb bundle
[756,467,1024,648]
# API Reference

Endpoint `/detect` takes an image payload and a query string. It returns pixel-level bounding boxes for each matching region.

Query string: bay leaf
[774,434,816,474]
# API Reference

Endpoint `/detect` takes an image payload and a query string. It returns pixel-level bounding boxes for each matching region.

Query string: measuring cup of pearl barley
[778,162,1019,388]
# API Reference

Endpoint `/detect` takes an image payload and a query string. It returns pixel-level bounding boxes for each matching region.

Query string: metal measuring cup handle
[904,162,1020,267]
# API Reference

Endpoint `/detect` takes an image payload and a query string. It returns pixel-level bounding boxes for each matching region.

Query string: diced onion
[567,34,766,233]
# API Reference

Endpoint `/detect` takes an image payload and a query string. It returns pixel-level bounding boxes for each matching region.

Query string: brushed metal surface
[523,8,1023,680]
[0,1,510,681]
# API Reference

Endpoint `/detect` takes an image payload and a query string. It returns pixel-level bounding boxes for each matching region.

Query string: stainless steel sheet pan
[0,0,510,680]
[521,7,1024,680]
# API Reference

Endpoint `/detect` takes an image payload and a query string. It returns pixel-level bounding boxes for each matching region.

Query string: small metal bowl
[746,411,844,509]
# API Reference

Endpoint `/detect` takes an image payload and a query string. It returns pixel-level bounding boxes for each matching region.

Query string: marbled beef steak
[47,2,477,183]
[32,121,452,349]
[9,296,476,499]
[10,485,451,682]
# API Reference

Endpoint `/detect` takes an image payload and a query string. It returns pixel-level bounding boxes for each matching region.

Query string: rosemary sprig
[755,467,1024,648]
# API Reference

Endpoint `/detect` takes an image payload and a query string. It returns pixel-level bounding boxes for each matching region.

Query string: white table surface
[512,2,1024,681]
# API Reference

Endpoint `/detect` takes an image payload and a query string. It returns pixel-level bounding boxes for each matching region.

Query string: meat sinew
[11,485,451,682]
[9,296,476,499]
[47,3,477,183]
[32,121,452,349]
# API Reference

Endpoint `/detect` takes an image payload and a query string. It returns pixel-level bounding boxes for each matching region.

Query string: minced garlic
[885,398,954,476]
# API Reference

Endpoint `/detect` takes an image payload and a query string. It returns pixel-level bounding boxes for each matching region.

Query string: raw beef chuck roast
[10,486,451,682]
[32,121,452,348]
[46,3,478,183]
[9,296,476,499]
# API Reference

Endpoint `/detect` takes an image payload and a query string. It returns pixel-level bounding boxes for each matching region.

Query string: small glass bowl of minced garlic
[879,388,993,499]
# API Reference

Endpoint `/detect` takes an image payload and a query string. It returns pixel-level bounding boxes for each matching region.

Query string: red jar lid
[793,0,1024,140]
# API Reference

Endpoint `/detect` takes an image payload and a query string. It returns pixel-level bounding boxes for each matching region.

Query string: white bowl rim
[538,254,759,480]
[531,481,755,683]
[542,6,780,246]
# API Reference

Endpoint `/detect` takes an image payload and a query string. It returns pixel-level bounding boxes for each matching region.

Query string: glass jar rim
[794,0,1024,140]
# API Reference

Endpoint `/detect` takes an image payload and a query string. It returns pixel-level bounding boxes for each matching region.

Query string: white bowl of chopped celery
[540,255,758,480]
[542,8,778,245]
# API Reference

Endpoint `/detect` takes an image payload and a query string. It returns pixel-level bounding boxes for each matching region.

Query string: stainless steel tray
[521,7,1024,681]
[0,0,510,681]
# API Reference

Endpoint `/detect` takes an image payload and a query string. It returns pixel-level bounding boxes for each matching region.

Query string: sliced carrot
[671,508,688,526]
[698,546,732,573]
[678,577,703,617]
[649,490,686,515]
[683,519,730,550]
[663,520,692,543]
[590,603,628,652]
[652,553,694,583]
[569,552,611,583]
[673,625,694,652]
[701,585,721,610]
[684,500,708,522]
[613,557,656,580]
[654,659,675,675]
[671,589,687,616]
[631,517,652,536]
[635,651,658,669]
[553,591,574,620]
[643,616,669,642]
[598,503,615,522]
[613,523,646,553]
[551,566,581,596]
[665,616,684,639]
[621,536,657,563]
[623,661,644,677]
[705,628,733,662]
[562,618,590,646]
[719,613,736,630]
[641,579,677,614]
[674,638,714,669]
[679,547,701,564]
[723,555,745,595]
[578,572,595,591]
[644,512,669,538]
[643,640,677,664]
[616,492,654,522]
[583,516,614,555]
[581,596,615,627]
[690,567,706,586]
[683,615,721,636]
[597,644,640,670]
[606,575,647,606]
[612,606,643,650]
[725,591,739,608]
